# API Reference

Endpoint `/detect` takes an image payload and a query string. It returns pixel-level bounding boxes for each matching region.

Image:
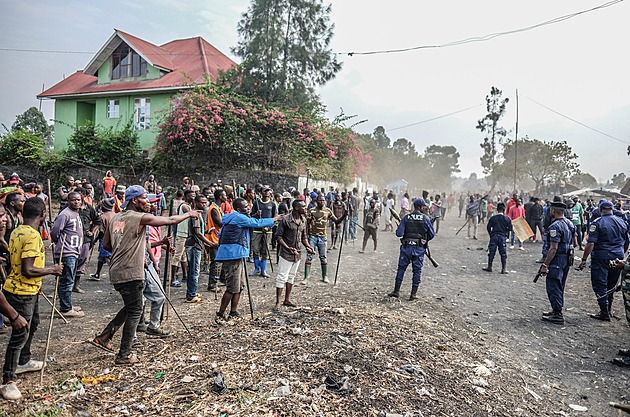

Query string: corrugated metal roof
[39,31,236,99]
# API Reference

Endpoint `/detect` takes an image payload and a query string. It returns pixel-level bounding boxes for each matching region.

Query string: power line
[340,0,623,56]
[523,95,630,145]
[388,104,483,132]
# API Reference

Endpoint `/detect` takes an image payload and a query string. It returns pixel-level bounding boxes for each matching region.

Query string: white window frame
[107,99,120,118]
[134,98,150,130]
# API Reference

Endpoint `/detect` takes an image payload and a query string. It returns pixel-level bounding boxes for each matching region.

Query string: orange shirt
[103,176,117,194]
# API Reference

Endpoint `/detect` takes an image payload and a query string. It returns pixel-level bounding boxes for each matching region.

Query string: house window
[134,98,150,130]
[112,43,147,80]
[107,99,119,118]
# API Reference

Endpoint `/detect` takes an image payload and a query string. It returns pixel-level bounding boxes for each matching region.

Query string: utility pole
[513,89,519,194]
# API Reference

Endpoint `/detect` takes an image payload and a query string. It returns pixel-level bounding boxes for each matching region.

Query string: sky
[1,0,629,183]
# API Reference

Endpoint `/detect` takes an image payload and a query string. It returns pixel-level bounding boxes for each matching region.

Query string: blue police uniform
[394,209,435,292]
[543,218,576,312]
[486,212,512,270]
[587,212,628,312]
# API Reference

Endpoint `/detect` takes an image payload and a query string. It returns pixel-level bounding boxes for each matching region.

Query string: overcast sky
[1,0,628,183]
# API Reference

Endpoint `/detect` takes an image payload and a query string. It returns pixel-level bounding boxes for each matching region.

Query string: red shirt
[103,176,116,194]
[507,205,525,220]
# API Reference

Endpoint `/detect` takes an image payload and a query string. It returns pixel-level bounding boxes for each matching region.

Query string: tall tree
[12,106,52,138]
[476,87,509,176]
[499,138,579,193]
[373,126,390,149]
[233,0,341,109]
[570,173,598,189]
[610,172,627,187]
[423,145,461,189]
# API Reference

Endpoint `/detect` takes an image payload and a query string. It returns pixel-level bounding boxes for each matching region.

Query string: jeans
[467,215,478,238]
[2,291,39,384]
[99,280,144,359]
[143,264,165,330]
[306,235,327,265]
[509,231,523,248]
[186,246,202,300]
[55,255,78,313]
[348,215,358,240]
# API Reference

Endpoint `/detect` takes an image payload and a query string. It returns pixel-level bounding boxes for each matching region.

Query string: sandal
[89,336,114,353]
[282,301,297,307]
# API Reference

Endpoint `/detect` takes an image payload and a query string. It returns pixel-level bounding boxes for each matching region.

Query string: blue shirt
[543,217,575,256]
[486,213,512,236]
[587,213,628,260]
[215,212,274,261]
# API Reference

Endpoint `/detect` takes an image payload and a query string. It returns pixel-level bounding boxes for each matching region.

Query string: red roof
[39,31,236,99]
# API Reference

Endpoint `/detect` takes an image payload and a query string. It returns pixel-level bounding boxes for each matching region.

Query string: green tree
[373,126,391,149]
[477,87,509,176]
[233,0,342,109]
[0,128,45,166]
[570,172,598,188]
[12,107,52,138]
[423,145,461,190]
[499,138,579,193]
[65,120,141,167]
[610,172,626,187]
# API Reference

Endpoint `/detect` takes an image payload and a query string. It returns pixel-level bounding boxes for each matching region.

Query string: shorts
[276,256,300,288]
[221,259,245,294]
[173,236,187,267]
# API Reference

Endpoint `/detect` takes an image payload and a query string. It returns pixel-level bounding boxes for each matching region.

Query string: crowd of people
[0,171,628,401]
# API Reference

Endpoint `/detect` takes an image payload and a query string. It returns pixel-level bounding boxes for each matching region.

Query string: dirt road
[1,212,628,416]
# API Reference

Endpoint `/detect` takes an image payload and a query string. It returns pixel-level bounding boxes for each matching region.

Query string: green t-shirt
[570,203,584,225]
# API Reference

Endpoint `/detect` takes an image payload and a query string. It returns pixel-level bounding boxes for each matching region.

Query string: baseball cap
[413,198,427,208]
[121,185,147,209]
[282,191,291,199]
[599,200,614,210]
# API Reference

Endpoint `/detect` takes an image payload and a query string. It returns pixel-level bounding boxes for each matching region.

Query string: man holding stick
[214,198,282,326]
[273,200,315,311]
[90,186,198,364]
[1,197,62,400]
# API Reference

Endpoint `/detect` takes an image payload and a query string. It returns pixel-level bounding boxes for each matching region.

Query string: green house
[38,29,236,150]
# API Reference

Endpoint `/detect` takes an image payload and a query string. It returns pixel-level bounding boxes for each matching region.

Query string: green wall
[97,55,162,85]
[53,92,174,151]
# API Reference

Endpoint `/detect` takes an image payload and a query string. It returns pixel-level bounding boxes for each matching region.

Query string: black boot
[388,283,401,298]
[482,266,493,272]
[542,310,564,324]
[590,309,611,321]
[409,286,419,301]
[500,264,508,274]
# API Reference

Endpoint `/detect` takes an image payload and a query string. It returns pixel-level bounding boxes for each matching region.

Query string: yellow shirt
[4,225,45,295]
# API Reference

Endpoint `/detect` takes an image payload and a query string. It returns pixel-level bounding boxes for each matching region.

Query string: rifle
[424,242,439,268]
[533,264,544,283]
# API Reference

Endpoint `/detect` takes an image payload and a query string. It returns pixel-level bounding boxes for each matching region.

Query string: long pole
[333,219,346,286]
[146,266,193,339]
[242,258,255,320]
[47,179,53,221]
[41,234,64,384]
[513,88,519,194]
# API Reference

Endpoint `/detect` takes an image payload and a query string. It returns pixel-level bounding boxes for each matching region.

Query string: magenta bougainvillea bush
[154,84,369,182]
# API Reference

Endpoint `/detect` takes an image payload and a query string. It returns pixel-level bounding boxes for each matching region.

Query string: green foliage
[12,107,52,139]
[153,85,366,184]
[497,137,580,193]
[232,0,342,109]
[424,145,461,190]
[571,172,598,188]
[477,86,509,176]
[65,120,142,166]
[0,128,45,166]
[610,172,626,187]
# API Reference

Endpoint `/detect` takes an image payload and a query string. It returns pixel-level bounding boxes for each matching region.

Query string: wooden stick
[40,234,64,384]
[47,179,53,222]
[38,291,68,324]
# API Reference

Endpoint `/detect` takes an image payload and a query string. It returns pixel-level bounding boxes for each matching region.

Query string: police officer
[610,254,630,366]
[540,201,576,324]
[482,202,512,274]
[389,198,435,301]
[578,200,629,321]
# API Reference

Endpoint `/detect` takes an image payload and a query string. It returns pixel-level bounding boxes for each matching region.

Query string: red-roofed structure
[39,30,236,150]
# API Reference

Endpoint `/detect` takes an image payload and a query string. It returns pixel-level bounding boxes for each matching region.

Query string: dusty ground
[1,210,629,417]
